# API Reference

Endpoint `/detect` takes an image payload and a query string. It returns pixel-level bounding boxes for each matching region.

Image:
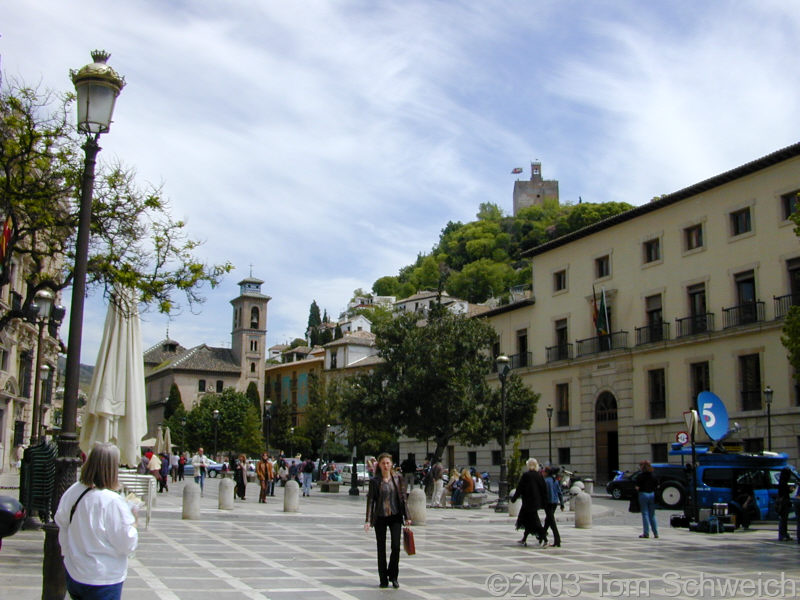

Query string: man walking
[257,453,272,503]
[401,453,417,489]
[192,447,210,496]
[301,456,315,496]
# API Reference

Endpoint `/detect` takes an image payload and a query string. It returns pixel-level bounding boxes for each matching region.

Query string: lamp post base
[494,479,508,513]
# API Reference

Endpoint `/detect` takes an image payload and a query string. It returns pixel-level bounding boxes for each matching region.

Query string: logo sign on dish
[697,391,729,441]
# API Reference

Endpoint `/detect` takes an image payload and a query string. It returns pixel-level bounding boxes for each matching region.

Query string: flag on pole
[0,215,13,267]
[511,167,523,174]
[597,287,609,336]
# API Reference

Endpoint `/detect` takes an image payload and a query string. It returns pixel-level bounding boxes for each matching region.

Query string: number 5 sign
[696,391,729,441]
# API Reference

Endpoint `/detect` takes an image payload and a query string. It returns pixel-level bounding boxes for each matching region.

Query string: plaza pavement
[1,472,798,600]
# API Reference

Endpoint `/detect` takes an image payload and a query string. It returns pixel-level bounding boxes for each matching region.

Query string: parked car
[182,458,224,478]
[341,463,369,485]
[605,463,689,508]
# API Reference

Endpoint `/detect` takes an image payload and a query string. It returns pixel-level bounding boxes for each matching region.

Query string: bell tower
[230,275,270,393]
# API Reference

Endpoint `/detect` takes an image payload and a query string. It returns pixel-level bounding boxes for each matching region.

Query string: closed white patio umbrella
[79,287,148,467]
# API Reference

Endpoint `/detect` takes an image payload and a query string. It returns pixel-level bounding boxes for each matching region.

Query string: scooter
[481,471,491,492]
[560,468,584,498]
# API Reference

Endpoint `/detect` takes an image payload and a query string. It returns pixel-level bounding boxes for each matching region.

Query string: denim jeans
[302,472,312,495]
[194,471,205,494]
[639,491,658,536]
[66,570,124,600]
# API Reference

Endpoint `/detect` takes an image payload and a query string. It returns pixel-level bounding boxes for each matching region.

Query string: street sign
[683,410,697,434]
[697,391,729,441]
[676,431,689,445]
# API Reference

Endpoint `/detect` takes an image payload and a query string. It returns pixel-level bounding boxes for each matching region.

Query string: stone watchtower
[513,161,559,216]
[230,276,270,394]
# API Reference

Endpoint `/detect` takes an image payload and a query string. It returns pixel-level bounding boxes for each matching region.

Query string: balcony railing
[575,331,628,357]
[774,293,800,319]
[635,322,670,346]
[546,343,573,363]
[722,301,764,329]
[676,313,714,338]
[510,352,532,369]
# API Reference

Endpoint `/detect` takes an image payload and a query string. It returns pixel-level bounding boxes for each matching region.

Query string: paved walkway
[1,474,798,599]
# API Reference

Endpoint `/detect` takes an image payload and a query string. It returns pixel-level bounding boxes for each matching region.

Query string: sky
[2,1,800,366]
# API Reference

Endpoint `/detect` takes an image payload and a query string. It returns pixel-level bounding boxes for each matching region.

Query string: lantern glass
[34,289,54,320]
[76,81,118,134]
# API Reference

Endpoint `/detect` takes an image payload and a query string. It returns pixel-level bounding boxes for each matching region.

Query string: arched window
[250,306,260,328]
[595,392,618,422]
[250,362,256,373]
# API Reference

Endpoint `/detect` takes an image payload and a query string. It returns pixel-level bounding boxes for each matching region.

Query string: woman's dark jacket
[511,469,547,510]
[636,470,657,493]
[365,473,408,526]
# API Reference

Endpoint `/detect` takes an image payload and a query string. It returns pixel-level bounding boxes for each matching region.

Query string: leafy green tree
[319,328,333,345]
[337,373,397,457]
[163,403,188,452]
[0,82,232,333]
[446,258,517,303]
[299,373,340,458]
[373,275,401,297]
[477,202,504,221]
[484,373,539,443]
[163,383,182,420]
[373,307,499,461]
[246,381,260,411]
[185,389,262,457]
[270,397,292,455]
[334,323,343,339]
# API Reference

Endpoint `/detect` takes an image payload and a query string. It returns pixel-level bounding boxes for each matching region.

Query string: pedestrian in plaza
[278,460,289,486]
[365,452,410,589]
[301,456,315,496]
[401,453,417,489]
[178,453,186,481]
[776,467,793,541]
[430,458,445,507]
[543,466,564,547]
[148,451,163,491]
[54,442,138,600]
[170,452,179,483]
[422,458,433,501]
[158,453,170,493]
[257,452,272,503]
[635,460,658,538]
[511,458,548,547]
[452,468,474,507]
[234,453,248,500]
[269,455,277,495]
[191,447,210,496]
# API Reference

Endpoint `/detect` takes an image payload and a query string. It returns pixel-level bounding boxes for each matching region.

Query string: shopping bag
[403,526,416,555]
[628,494,640,513]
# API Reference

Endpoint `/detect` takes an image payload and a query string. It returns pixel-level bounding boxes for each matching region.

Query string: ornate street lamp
[263,399,272,452]
[29,289,54,445]
[495,354,510,513]
[764,386,773,451]
[546,404,554,466]
[43,51,125,600]
[213,409,221,458]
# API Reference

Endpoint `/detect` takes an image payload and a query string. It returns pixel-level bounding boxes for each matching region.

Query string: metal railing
[575,331,628,357]
[546,344,573,363]
[722,301,764,329]
[774,293,800,319]
[510,352,532,369]
[635,322,670,345]
[676,313,714,337]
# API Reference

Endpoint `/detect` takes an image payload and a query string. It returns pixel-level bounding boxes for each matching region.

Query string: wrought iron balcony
[510,352,532,369]
[675,313,714,338]
[774,293,800,319]
[722,301,764,328]
[546,343,573,363]
[575,331,628,357]
[635,322,670,346]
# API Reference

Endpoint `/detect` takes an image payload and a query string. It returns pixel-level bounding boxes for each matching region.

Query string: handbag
[628,494,641,513]
[403,526,416,556]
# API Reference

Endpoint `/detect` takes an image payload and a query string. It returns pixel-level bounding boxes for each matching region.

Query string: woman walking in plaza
[365,453,410,589]
[511,458,548,547]
[54,442,138,600]
[234,453,248,500]
[635,460,658,538]
[543,466,564,547]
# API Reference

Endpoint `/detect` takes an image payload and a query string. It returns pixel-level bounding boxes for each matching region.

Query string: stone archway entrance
[595,392,619,483]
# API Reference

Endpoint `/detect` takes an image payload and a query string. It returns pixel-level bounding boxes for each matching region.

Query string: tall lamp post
[546,405,554,466]
[764,386,773,451]
[29,289,54,445]
[263,400,272,452]
[495,354,510,513]
[290,426,295,457]
[212,409,220,459]
[43,50,125,600]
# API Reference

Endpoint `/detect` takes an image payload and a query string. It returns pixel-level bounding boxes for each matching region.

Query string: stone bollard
[508,489,520,517]
[574,491,592,528]
[284,479,300,512]
[182,481,201,520]
[408,488,427,525]
[583,478,594,495]
[218,477,235,510]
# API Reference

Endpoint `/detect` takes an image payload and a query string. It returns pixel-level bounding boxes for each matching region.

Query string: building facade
[402,142,800,481]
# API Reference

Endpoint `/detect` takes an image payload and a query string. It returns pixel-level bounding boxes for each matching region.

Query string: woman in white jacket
[54,442,138,600]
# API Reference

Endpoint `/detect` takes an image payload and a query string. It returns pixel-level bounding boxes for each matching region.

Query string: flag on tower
[511,167,523,174]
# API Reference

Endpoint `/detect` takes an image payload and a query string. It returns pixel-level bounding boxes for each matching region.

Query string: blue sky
[3,1,800,365]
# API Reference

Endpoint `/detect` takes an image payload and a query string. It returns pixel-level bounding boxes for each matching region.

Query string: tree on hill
[0,81,232,334]
[307,300,322,346]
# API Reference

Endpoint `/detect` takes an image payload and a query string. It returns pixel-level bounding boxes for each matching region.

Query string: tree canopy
[0,80,232,332]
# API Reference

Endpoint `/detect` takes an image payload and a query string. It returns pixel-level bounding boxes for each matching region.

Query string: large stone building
[513,161,559,216]
[402,142,800,481]
[143,276,269,434]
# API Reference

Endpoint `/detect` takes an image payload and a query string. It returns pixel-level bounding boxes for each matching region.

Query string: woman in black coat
[511,458,548,547]
[365,453,410,589]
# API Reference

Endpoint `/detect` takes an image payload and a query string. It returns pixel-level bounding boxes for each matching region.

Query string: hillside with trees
[372,199,633,304]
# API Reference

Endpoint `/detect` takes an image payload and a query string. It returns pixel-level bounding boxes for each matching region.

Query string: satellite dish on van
[697,391,729,441]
